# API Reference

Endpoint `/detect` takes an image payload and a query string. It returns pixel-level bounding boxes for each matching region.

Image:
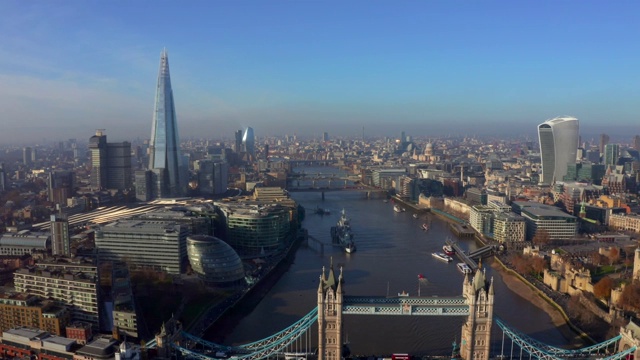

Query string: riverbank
[198,229,306,342]
[490,259,589,348]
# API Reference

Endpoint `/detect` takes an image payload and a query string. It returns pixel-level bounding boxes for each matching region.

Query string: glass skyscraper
[148,48,182,198]
[243,126,255,159]
[537,116,579,185]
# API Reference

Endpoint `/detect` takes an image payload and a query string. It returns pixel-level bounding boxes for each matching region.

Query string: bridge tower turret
[460,265,494,360]
[318,262,344,360]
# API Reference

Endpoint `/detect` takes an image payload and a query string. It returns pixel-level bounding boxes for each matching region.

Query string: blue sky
[0,1,639,144]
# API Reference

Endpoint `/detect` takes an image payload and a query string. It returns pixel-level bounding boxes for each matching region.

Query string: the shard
[148,49,182,197]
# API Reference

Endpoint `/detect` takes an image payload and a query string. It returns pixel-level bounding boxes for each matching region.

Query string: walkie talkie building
[538,116,579,185]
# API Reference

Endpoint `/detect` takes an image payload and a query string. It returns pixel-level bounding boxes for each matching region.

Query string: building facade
[147,49,182,198]
[13,260,99,328]
[50,214,70,256]
[538,116,579,185]
[95,220,189,274]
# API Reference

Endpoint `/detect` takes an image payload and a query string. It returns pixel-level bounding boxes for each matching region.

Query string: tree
[532,228,551,247]
[620,282,640,312]
[608,247,620,266]
[593,276,614,300]
[531,256,548,277]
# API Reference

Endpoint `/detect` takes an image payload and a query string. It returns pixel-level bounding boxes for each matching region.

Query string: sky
[0,1,639,145]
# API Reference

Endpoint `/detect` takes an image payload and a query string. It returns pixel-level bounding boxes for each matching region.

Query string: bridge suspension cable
[496,318,624,359]
[178,307,319,360]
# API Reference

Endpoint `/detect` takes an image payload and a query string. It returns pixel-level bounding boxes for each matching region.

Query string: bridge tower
[617,320,640,359]
[318,263,344,360]
[460,265,494,360]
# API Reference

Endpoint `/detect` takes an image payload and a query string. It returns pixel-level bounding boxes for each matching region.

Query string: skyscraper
[604,144,620,166]
[599,133,610,155]
[89,130,132,190]
[243,127,255,160]
[148,49,182,198]
[538,116,579,185]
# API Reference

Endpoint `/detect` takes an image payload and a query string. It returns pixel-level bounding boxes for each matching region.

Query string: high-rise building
[604,144,620,167]
[89,130,107,189]
[234,130,243,154]
[537,116,579,185]
[0,163,7,192]
[22,147,32,166]
[50,214,70,256]
[197,159,229,196]
[48,171,76,205]
[89,130,131,190]
[599,133,610,154]
[243,127,255,160]
[634,135,640,152]
[147,49,182,198]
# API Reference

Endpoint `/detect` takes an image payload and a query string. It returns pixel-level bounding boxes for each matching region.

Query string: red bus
[392,354,410,360]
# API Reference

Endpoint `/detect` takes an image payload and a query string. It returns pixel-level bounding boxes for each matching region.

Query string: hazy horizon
[1,1,639,145]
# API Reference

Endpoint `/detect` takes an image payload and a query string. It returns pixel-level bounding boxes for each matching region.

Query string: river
[207,169,575,356]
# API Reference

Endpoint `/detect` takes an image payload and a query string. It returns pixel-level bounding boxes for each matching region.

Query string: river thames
[207,172,577,356]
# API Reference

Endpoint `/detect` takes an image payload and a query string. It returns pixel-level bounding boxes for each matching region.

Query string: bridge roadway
[342,295,470,316]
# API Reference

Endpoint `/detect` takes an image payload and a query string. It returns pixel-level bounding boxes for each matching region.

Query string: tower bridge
[153,264,640,360]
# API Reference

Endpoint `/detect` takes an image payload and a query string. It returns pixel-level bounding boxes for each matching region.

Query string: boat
[412,214,419,219]
[432,252,453,262]
[398,291,409,297]
[421,223,429,231]
[331,209,357,254]
[315,206,330,215]
[393,204,402,213]
[383,199,389,203]
[443,244,455,256]
[457,263,472,274]
[344,241,356,254]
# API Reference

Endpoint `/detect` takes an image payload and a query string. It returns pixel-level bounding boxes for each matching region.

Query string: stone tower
[633,248,640,281]
[317,263,344,360]
[460,265,494,360]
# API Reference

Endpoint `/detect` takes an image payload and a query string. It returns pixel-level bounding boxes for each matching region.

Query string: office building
[235,130,243,153]
[89,130,132,190]
[599,133,610,154]
[22,147,32,166]
[13,259,99,328]
[48,171,76,206]
[512,201,578,241]
[147,49,183,198]
[50,214,70,256]
[243,127,256,160]
[604,143,620,166]
[0,163,7,192]
[634,135,640,152]
[215,202,293,258]
[95,220,189,274]
[538,116,579,185]
[197,159,229,196]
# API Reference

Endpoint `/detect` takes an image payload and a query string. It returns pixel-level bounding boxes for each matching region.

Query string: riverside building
[95,220,189,274]
[215,202,294,258]
[512,201,578,241]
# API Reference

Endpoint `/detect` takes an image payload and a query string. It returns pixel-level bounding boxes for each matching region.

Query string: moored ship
[457,263,472,274]
[432,252,453,262]
[443,244,455,256]
[331,209,357,254]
